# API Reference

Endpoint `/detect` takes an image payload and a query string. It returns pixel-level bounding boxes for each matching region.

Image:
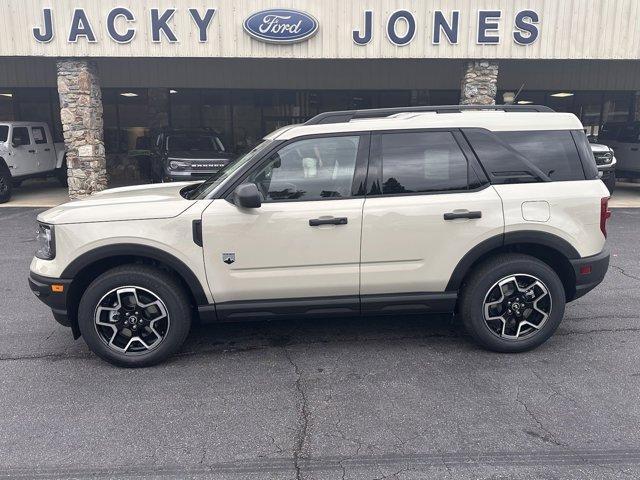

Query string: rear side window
[0,126,8,142]
[380,131,469,194]
[496,131,585,181]
[31,126,48,144]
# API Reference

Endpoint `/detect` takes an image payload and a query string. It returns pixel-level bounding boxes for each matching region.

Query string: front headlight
[35,223,55,260]
[169,160,191,170]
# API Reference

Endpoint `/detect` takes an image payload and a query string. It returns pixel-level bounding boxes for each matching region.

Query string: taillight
[600,197,612,238]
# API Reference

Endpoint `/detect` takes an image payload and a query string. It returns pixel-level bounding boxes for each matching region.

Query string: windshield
[187,140,273,200]
[0,125,8,142]
[167,134,224,153]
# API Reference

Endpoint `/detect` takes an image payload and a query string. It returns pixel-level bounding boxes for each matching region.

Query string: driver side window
[247,136,360,201]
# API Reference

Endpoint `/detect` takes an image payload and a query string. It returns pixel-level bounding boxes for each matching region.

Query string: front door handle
[309,217,348,226]
[44,148,51,152]
[443,210,482,220]
[28,149,36,153]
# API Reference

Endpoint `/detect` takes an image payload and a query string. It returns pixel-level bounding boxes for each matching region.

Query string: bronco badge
[222,252,235,265]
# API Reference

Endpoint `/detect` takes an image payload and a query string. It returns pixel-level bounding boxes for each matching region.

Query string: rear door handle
[309,217,348,226]
[443,210,482,220]
[631,147,639,151]
[44,148,51,152]
[28,149,36,153]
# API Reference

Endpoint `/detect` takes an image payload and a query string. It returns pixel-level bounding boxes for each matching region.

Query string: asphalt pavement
[0,206,639,479]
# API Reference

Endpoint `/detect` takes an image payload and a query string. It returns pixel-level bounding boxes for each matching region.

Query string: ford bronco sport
[29,105,611,367]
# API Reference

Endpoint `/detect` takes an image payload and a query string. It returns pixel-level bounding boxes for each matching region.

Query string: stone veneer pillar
[148,88,170,129]
[56,59,107,199]
[460,60,499,105]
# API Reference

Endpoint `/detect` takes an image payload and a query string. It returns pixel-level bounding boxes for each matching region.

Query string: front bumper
[28,272,74,330]
[570,246,610,301]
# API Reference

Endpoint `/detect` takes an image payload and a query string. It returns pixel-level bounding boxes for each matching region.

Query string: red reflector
[580,265,592,275]
[600,197,611,238]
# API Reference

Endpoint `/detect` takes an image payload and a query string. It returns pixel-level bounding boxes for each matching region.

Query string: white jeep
[29,105,611,367]
[0,122,67,203]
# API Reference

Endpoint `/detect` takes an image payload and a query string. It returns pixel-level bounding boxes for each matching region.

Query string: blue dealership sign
[243,9,318,44]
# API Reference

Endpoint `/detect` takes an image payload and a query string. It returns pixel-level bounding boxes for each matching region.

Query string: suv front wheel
[459,253,566,352]
[77,265,192,367]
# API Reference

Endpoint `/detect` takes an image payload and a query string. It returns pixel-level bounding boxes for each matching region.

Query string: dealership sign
[32,7,539,47]
[243,9,318,44]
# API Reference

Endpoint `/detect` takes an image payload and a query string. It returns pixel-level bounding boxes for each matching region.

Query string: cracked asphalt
[1,206,639,479]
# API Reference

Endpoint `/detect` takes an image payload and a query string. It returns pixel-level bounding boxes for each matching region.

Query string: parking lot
[0,205,639,479]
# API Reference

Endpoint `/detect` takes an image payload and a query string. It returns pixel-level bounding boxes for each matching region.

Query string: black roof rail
[304,104,555,125]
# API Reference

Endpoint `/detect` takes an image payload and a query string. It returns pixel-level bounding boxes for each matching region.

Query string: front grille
[593,152,613,166]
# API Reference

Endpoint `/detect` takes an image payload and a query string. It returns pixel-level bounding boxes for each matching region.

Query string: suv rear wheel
[77,265,192,367]
[459,253,566,352]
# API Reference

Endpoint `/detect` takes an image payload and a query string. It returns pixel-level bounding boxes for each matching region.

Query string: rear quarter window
[0,125,8,142]
[495,130,586,182]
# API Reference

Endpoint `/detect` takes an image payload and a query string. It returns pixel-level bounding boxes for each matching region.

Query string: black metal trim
[446,235,504,291]
[503,231,580,259]
[305,105,555,125]
[361,292,457,314]
[570,246,610,300]
[445,231,581,291]
[192,219,203,247]
[208,291,459,322]
[60,244,209,305]
[214,295,361,321]
[28,272,71,313]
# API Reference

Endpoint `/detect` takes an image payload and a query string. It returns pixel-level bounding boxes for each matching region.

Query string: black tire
[77,265,192,367]
[459,253,566,353]
[603,172,616,194]
[0,166,12,204]
[55,158,68,187]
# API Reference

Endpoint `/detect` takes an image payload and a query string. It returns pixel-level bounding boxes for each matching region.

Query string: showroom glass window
[247,136,360,201]
[102,89,150,154]
[379,131,469,194]
[0,91,14,121]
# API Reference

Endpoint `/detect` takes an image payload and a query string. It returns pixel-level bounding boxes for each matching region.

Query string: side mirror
[233,183,262,209]
[11,139,20,148]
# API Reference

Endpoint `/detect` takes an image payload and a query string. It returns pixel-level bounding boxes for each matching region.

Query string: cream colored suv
[29,105,611,367]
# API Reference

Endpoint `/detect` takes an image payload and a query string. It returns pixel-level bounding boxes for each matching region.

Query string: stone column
[460,60,499,105]
[148,88,170,129]
[56,59,107,199]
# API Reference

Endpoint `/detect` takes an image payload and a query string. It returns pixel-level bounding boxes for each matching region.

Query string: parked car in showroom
[150,128,235,183]
[598,121,640,180]
[0,122,67,203]
[29,105,610,367]
[590,142,617,193]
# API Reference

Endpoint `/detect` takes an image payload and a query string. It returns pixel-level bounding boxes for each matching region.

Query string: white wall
[4,0,640,60]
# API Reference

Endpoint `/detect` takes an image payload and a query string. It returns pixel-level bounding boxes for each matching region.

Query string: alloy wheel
[94,286,170,354]
[482,274,552,340]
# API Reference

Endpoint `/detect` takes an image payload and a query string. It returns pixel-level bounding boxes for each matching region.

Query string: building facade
[1,0,640,196]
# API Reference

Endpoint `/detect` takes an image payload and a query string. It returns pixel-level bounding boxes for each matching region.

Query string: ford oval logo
[243,9,319,44]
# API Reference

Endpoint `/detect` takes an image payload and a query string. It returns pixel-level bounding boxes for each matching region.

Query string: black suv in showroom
[150,129,235,182]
